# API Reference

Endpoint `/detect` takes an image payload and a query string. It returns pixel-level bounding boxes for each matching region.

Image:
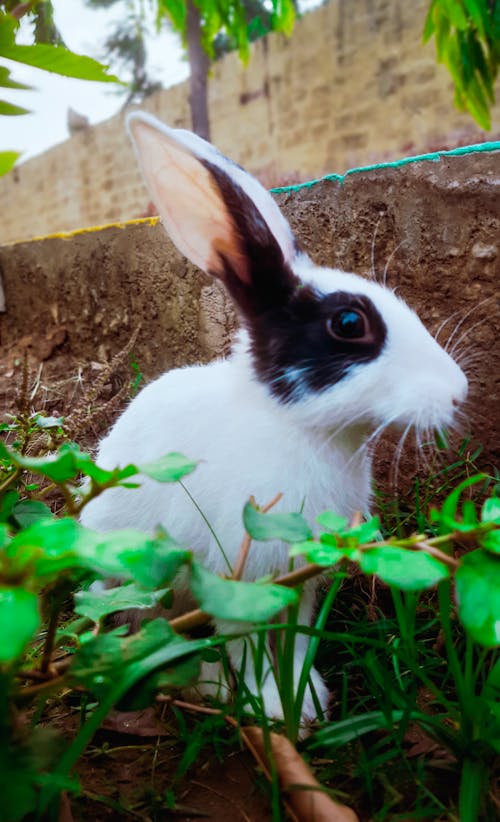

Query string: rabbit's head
[127,112,467,437]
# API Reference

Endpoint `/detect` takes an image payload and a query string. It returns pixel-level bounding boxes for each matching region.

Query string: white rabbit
[81,111,467,728]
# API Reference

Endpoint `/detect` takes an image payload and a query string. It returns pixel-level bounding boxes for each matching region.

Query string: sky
[0,0,189,162]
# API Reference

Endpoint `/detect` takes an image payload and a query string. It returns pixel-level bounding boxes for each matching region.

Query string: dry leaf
[102,707,168,737]
[57,791,75,822]
[242,727,358,822]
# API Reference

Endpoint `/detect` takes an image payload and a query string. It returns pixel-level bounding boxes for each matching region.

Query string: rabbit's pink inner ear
[128,118,250,284]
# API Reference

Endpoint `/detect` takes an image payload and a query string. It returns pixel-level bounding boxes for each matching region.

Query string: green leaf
[423,0,438,42]
[0,65,31,91]
[482,497,500,524]
[190,562,298,622]
[243,502,312,543]
[158,0,186,34]
[481,530,500,554]
[1,43,121,84]
[360,546,449,590]
[0,587,39,663]
[31,413,64,429]
[316,512,380,544]
[0,10,16,48]
[5,517,190,587]
[0,99,30,116]
[0,745,38,822]
[5,517,89,580]
[0,524,10,549]
[463,0,487,36]
[456,549,500,646]
[0,150,19,175]
[310,709,406,749]
[11,499,53,529]
[316,512,348,532]
[0,490,19,523]
[443,0,469,29]
[70,617,210,700]
[119,653,201,711]
[289,539,344,567]
[348,517,381,543]
[74,582,171,623]
[87,530,190,588]
[0,440,80,482]
[272,0,296,37]
[433,474,486,533]
[139,452,198,483]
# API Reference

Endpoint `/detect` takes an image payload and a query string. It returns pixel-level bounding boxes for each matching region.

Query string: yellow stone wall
[1,0,499,244]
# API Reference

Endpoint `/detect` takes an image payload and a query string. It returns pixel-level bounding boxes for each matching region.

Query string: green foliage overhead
[157,0,296,63]
[0,4,122,175]
[423,0,500,129]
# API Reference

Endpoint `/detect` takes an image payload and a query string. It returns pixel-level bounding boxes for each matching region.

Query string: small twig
[232,492,283,581]
[350,510,362,528]
[163,698,300,822]
[58,482,77,516]
[169,608,210,633]
[413,541,459,570]
[40,608,61,674]
[0,467,21,495]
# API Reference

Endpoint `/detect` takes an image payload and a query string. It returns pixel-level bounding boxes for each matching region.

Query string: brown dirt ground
[2,341,497,822]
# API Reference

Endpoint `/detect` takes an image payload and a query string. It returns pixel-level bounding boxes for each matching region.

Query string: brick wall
[1,0,499,244]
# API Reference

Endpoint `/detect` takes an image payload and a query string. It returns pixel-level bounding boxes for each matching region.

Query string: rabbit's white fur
[81,113,467,728]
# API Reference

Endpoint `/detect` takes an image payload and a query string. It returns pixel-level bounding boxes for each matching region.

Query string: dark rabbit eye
[327,309,368,341]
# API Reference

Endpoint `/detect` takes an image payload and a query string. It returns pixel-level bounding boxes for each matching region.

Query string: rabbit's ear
[126,112,300,316]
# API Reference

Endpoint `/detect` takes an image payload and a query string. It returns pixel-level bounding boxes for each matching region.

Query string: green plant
[0,2,122,174]
[0,411,498,820]
[424,0,500,130]
[0,418,299,820]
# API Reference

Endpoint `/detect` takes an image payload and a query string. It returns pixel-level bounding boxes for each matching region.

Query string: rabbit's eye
[327,309,368,341]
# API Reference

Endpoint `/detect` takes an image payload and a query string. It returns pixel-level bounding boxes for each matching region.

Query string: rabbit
[81,111,468,729]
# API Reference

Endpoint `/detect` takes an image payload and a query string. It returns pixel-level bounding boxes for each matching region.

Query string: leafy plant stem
[280,601,299,741]
[179,479,232,573]
[392,588,417,665]
[459,756,486,822]
[40,606,61,674]
[438,580,467,733]
[232,492,283,581]
[0,467,21,495]
[57,481,77,516]
[294,574,343,732]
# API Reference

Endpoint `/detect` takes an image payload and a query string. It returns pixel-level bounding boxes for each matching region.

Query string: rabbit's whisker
[444,296,493,353]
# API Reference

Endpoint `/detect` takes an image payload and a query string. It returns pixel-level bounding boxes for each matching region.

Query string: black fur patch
[201,159,387,400]
[249,289,388,401]
[202,158,301,316]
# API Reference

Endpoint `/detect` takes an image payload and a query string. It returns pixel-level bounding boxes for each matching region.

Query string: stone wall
[1,0,499,245]
[1,148,499,470]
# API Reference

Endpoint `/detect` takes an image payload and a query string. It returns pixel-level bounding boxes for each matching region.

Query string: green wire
[270,140,500,195]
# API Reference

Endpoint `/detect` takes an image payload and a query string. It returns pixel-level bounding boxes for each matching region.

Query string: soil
[3,344,494,821]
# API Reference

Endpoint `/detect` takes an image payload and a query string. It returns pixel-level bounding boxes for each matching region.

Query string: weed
[0,417,498,820]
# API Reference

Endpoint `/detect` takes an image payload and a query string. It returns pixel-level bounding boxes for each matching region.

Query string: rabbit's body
[81,112,467,730]
[84,335,372,580]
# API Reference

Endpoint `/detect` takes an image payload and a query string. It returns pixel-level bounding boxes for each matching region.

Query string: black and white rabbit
[81,112,467,726]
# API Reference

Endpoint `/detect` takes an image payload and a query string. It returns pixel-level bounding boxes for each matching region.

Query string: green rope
[270,140,500,195]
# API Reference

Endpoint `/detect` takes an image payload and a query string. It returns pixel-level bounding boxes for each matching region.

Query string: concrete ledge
[1,150,498,467]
